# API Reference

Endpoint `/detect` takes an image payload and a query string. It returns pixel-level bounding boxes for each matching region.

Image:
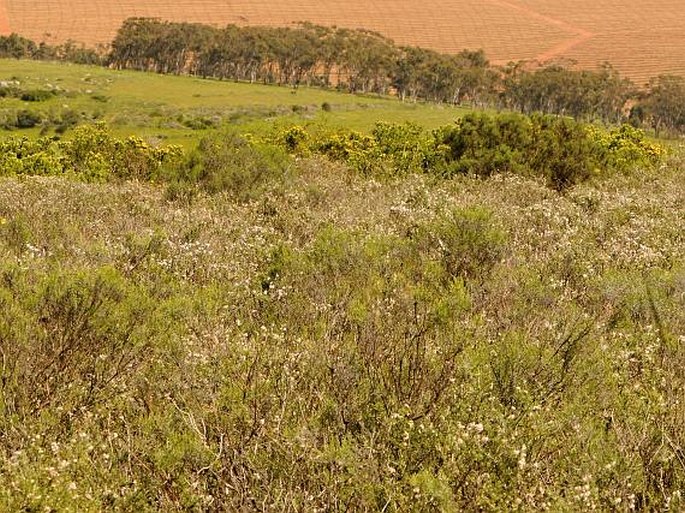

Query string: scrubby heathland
[0,22,684,512]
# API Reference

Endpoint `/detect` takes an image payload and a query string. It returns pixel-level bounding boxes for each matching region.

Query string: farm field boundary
[4,0,685,83]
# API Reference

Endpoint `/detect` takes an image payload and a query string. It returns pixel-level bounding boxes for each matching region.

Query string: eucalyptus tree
[641,75,685,135]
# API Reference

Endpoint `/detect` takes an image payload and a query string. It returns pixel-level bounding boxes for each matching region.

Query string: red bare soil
[0,0,11,35]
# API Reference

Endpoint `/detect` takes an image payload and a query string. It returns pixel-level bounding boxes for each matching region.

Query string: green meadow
[0,59,469,146]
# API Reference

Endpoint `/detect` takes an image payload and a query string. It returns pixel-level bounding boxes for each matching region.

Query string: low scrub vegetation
[0,115,664,193]
[0,108,683,510]
[0,123,182,181]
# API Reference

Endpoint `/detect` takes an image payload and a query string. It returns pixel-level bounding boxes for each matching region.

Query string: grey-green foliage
[171,129,291,200]
[0,265,171,422]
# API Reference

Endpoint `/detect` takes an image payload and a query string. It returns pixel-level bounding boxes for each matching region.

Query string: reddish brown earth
[2,0,683,85]
[0,0,11,35]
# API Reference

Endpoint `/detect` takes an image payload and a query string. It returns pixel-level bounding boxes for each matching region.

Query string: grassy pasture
[0,59,468,145]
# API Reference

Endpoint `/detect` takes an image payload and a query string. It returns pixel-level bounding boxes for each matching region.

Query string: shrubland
[0,111,683,511]
[274,114,663,190]
[0,114,664,191]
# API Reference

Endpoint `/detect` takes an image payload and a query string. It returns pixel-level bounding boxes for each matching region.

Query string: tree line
[0,33,103,65]
[2,18,685,134]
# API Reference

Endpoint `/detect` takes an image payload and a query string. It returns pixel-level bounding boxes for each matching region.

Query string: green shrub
[277,115,664,190]
[0,265,164,421]
[413,206,508,285]
[0,83,20,98]
[0,123,182,181]
[179,114,216,130]
[528,114,595,190]
[370,121,445,176]
[0,213,33,253]
[278,125,310,155]
[0,136,64,176]
[60,123,182,182]
[20,89,55,102]
[436,112,595,189]
[314,129,376,162]
[286,122,445,177]
[587,123,665,171]
[53,109,81,134]
[437,112,533,177]
[172,130,291,200]
[15,109,44,129]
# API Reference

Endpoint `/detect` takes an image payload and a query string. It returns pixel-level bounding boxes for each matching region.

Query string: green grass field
[0,59,469,146]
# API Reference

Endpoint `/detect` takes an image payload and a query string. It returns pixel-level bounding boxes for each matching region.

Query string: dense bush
[0,123,182,181]
[14,109,44,129]
[167,129,291,201]
[0,113,664,195]
[587,123,665,170]
[0,123,295,198]
[20,89,56,102]
[274,115,665,190]
[437,113,602,189]
[437,113,534,177]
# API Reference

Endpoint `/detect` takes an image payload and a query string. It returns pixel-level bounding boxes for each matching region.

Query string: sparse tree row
[3,18,685,134]
[0,32,103,65]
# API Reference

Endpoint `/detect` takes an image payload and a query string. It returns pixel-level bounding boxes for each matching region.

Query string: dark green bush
[437,112,648,189]
[180,115,216,130]
[172,130,291,200]
[528,114,595,190]
[437,112,532,177]
[15,109,44,129]
[20,89,55,102]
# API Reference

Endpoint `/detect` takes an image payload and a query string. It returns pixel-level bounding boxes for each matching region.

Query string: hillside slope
[2,0,684,84]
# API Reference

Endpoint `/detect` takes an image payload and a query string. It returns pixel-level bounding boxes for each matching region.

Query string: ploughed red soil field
[1,0,683,85]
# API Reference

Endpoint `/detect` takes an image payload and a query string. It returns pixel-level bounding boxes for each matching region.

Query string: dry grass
[2,0,684,84]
